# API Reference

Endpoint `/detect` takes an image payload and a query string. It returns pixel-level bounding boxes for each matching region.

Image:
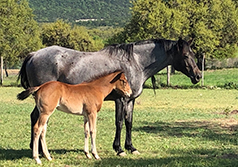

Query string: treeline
[110,0,238,60]
[29,0,131,27]
[0,0,120,68]
[1,0,238,70]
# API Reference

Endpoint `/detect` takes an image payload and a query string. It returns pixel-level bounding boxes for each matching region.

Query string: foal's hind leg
[30,106,43,153]
[33,113,52,164]
[84,117,92,159]
[40,121,52,161]
[33,120,43,164]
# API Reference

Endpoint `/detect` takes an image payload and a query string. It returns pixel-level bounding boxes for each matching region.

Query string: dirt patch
[8,69,19,75]
[220,153,238,159]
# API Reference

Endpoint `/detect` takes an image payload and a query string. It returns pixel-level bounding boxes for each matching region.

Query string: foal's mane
[83,70,123,83]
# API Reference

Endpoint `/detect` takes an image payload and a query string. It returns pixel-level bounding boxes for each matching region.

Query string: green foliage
[40,20,104,51]
[29,0,131,27]
[0,0,42,67]
[111,0,238,59]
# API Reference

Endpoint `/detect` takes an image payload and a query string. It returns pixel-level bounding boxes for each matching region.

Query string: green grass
[145,68,238,89]
[0,69,238,166]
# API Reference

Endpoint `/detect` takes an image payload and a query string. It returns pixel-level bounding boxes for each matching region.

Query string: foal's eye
[121,80,126,85]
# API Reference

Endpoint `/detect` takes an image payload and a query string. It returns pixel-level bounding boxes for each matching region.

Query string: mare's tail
[17,52,35,89]
[17,87,40,100]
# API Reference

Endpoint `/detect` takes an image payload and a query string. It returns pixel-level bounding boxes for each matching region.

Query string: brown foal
[17,71,132,164]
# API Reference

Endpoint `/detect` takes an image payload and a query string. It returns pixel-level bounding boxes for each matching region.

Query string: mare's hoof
[117,151,127,156]
[132,150,140,155]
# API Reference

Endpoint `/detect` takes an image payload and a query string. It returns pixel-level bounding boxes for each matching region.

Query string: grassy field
[0,69,238,166]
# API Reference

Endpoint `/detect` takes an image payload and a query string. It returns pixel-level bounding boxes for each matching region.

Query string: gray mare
[18,38,202,156]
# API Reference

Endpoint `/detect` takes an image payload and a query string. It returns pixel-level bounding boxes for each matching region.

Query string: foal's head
[110,72,132,97]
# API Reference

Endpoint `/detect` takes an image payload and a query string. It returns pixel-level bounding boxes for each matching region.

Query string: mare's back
[26,46,120,87]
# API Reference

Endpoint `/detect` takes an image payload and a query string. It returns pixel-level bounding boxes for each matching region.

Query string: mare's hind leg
[84,117,92,159]
[88,112,100,160]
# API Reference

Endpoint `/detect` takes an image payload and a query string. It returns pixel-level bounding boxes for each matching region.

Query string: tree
[0,0,42,84]
[40,20,104,51]
[110,0,238,59]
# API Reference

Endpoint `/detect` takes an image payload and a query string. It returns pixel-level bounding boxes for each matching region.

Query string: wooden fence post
[167,65,171,86]
[0,56,3,85]
[201,53,205,87]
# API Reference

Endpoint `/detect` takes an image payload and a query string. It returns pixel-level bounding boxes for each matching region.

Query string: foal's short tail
[17,87,40,100]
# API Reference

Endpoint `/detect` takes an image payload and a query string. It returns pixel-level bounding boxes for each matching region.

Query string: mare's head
[172,38,202,84]
[110,72,132,98]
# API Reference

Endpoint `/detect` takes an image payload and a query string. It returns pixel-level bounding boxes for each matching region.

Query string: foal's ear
[110,72,123,83]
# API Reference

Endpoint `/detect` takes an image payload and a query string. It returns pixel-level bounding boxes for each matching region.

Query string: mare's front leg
[113,98,126,156]
[124,99,139,154]
[30,106,43,153]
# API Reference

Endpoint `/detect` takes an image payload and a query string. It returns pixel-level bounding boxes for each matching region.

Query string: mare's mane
[135,38,177,51]
[102,38,177,71]
[104,38,177,59]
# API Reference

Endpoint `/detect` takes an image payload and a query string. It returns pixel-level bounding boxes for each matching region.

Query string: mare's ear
[110,72,123,83]
[187,38,194,46]
[178,37,184,49]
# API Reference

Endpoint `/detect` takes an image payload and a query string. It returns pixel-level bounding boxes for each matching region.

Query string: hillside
[28,0,132,27]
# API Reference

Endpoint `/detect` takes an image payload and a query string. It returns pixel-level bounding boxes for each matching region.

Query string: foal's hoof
[46,156,52,161]
[84,152,92,159]
[34,158,42,165]
[92,153,101,160]
[117,151,126,157]
[132,150,140,155]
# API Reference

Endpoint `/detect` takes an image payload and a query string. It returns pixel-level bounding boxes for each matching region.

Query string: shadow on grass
[0,148,31,160]
[92,154,238,167]
[134,120,238,145]
[0,148,84,161]
[1,147,237,166]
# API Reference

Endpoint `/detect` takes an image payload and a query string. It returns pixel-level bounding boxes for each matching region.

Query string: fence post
[0,56,3,85]
[167,65,171,86]
[201,53,205,87]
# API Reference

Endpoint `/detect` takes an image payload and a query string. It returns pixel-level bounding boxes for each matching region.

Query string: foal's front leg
[88,112,100,160]
[84,117,92,159]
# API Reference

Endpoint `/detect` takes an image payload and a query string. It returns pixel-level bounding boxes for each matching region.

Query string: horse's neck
[89,75,116,98]
[133,42,173,81]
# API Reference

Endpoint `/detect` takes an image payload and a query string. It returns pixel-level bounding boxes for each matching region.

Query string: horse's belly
[56,104,84,115]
